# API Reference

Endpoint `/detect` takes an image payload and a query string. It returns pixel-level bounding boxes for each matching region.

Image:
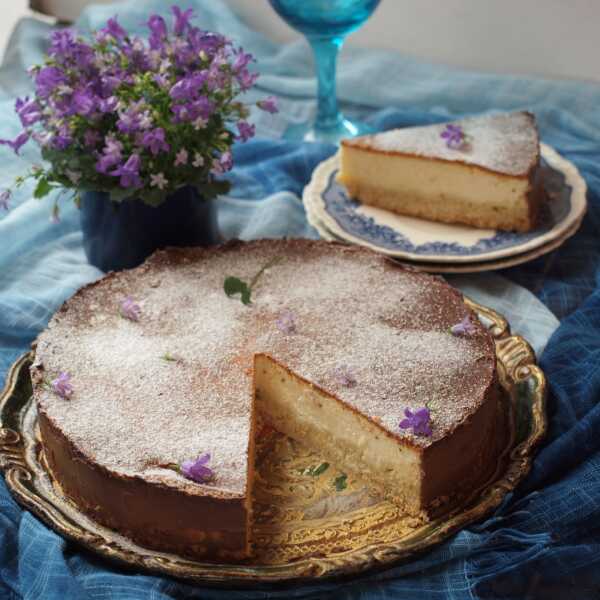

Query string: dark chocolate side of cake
[39,411,250,561]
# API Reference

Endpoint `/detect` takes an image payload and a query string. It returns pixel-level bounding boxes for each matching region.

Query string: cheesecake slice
[338,112,542,232]
[32,240,501,561]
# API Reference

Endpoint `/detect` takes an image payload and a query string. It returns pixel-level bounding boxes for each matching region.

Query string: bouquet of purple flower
[0,6,277,217]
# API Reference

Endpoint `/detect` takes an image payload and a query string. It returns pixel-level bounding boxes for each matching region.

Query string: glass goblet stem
[309,35,344,132]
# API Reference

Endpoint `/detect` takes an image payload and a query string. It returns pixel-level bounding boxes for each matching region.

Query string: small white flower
[192,153,204,168]
[66,170,81,185]
[193,116,208,131]
[150,173,168,190]
[138,111,153,130]
[174,148,188,166]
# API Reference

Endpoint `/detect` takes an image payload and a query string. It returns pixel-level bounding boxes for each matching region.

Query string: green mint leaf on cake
[334,473,348,491]
[301,462,330,476]
[224,277,252,305]
[224,256,283,305]
[160,352,179,362]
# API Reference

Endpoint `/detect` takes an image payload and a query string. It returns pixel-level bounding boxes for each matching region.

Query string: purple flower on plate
[142,128,170,156]
[257,96,278,114]
[181,453,214,483]
[171,6,194,36]
[399,407,432,437]
[120,296,141,321]
[450,315,477,337]
[236,121,255,143]
[51,372,73,399]
[276,310,296,334]
[111,154,142,188]
[0,190,10,211]
[0,131,30,155]
[441,124,469,150]
[333,364,357,388]
[15,97,42,127]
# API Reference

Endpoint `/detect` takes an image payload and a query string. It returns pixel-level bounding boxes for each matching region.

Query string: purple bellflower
[399,407,432,437]
[181,453,214,483]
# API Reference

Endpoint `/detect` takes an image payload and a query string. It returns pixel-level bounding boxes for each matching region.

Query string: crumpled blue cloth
[1,1,600,598]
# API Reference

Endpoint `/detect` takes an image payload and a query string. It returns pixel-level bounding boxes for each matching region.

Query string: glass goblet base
[284,115,374,145]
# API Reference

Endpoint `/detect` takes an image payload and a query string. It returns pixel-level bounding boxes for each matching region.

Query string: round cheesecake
[31,239,501,561]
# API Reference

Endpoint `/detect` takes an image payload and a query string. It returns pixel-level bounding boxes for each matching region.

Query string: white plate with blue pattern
[304,143,586,263]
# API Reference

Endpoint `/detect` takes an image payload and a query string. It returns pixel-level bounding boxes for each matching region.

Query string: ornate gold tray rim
[0,297,547,585]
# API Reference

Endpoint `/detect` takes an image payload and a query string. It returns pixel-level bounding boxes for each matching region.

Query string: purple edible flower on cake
[120,296,141,321]
[399,407,432,437]
[275,310,296,334]
[333,364,357,388]
[450,315,477,336]
[441,124,467,150]
[51,371,73,399]
[181,453,213,483]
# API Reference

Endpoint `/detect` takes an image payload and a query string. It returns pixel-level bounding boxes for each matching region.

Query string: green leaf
[305,462,329,477]
[33,178,53,200]
[224,277,252,305]
[160,353,177,362]
[109,188,135,204]
[334,473,348,491]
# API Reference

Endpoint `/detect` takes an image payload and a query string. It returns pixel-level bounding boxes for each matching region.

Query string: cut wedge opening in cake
[251,353,501,522]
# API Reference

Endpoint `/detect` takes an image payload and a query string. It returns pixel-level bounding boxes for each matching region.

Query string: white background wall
[2,1,599,82]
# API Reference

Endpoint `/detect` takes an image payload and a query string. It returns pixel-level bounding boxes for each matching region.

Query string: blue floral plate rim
[305,143,587,263]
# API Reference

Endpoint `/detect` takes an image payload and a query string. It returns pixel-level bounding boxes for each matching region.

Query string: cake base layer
[339,153,538,232]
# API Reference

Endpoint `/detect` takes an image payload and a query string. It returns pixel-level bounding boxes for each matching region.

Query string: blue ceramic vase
[80,186,221,272]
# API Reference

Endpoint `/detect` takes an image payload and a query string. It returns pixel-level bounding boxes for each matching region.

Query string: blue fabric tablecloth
[1,1,600,598]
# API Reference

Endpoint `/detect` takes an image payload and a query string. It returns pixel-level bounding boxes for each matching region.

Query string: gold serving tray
[0,298,546,585]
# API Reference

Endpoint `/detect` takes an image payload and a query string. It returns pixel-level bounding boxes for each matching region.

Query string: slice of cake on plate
[337,111,542,232]
[31,240,502,561]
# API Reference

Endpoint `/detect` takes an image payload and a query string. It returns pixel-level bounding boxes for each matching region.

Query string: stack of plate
[303,144,587,273]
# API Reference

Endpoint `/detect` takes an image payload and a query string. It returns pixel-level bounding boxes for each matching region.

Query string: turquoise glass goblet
[268,0,381,144]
